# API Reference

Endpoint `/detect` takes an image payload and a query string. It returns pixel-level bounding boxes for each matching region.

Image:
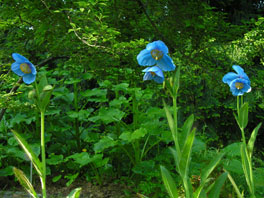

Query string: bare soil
[0,177,139,198]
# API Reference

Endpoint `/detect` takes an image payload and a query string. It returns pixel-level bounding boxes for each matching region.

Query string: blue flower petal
[23,73,36,84]
[222,72,239,85]
[232,65,250,82]
[11,62,24,76]
[12,53,29,63]
[229,79,251,96]
[147,66,164,78]
[143,72,153,81]
[142,66,164,83]
[153,75,164,83]
[28,63,37,75]
[232,65,244,75]
[157,54,176,71]
[146,40,169,54]
[137,49,156,66]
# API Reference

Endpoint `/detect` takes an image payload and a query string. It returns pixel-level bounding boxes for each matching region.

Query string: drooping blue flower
[11,53,37,84]
[137,40,176,71]
[222,65,251,96]
[142,66,164,83]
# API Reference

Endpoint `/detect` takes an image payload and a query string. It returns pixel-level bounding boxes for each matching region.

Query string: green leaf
[247,123,262,158]
[163,102,175,135]
[39,84,54,112]
[224,170,243,198]
[194,152,225,198]
[81,88,107,102]
[67,187,82,198]
[179,114,194,150]
[93,136,117,153]
[13,167,39,198]
[207,172,228,198]
[223,159,243,174]
[160,165,178,198]
[52,175,62,182]
[12,130,42,177]
[169,148,180,172]
[237,103,248,129]
[0,166,13,176]
[222,142,241,157]
[179,128,195,178]
[240,143,254,194]
[46,154,64,165]
[131,128,148,141]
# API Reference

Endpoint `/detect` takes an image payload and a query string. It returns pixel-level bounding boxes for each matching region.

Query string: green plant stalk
[74,82,81,151]
[132,90,140,164]
[237,96,255,197]
[172,96,180,155]
[40,110,46,198]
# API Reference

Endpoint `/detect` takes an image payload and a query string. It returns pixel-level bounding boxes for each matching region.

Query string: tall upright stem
[41,111,46,198]
[74,82,80,151]
[173,95,180,155]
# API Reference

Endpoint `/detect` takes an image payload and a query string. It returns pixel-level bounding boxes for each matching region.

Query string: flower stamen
[150,72,156,76]
[235,82,244,89]
[151,49,163,60]
[20,63,31,74]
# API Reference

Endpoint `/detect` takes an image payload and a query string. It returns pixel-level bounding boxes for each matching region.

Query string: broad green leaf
[46,154,64,165]
[222,142,241,157]
[248,123,262,158]
[0,166,13,176]
[66,187,82,198]
[194,152,225,198]
[238,103,248,129]
[179,114,194,150]
[179,128,195,178]
[81,88,107,102]
[131,128,148,141]
[12,130,42,177]
[223,159,243,174]
[207,172,228,198]
[89,108,125,124]
[93,136,117,153]
[160,165,178,198]
[132,160,155,176]
[13,167,39,198]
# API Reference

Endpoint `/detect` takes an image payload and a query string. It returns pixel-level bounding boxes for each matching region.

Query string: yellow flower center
[235,82,244,89]
[150,72,156,76]
[20,63,31,74]
[150,49,163,60]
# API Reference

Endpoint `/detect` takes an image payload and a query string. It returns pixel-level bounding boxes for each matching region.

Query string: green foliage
[1,0,264,197]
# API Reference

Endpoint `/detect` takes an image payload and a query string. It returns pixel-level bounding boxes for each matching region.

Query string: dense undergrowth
[1,0,264,197]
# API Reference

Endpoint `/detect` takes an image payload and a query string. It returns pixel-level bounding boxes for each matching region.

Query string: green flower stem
[241,128,247,147]
[40,110,46,198]
[237,96,240,117]
[74,82,81,151]
[172,94,180,155]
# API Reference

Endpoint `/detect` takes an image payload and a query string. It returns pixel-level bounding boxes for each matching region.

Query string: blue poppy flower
[222,65,251,96]
[11,53,37,84]
[142,66,164,83]
[137,40,176,71]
